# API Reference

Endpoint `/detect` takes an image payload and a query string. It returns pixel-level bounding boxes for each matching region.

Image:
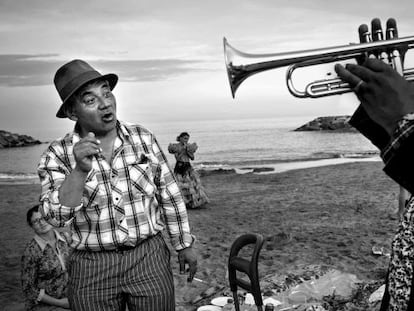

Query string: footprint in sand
[265,232,293,250]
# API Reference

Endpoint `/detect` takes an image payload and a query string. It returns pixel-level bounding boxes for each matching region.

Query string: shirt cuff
[381,118,414,165]
[41,191,83,227]
[36,289,45,303]
[175,234,196,251]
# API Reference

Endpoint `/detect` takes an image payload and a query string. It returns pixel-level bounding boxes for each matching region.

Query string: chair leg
[232,290,240,311]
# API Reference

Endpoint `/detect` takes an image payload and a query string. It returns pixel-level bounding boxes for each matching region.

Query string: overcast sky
[1,0,414,140]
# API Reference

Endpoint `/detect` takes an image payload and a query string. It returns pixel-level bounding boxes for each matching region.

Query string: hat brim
[56,73,118,118]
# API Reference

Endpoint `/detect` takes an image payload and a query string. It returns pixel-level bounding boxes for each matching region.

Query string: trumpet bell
[223,38,237,98]
[224,38,255,98]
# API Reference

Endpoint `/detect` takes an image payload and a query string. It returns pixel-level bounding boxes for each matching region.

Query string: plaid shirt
[38,121,193,252]
[381,118,414,165]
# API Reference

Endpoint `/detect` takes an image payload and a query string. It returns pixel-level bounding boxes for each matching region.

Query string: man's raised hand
[73,132,101,173]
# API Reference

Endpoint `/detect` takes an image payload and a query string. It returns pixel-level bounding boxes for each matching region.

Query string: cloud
[0,54,211,87]
[94,59,214,82]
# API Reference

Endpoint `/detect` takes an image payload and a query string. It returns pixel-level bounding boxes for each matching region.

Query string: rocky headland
[295,115,356,132]
[0,130,41,148]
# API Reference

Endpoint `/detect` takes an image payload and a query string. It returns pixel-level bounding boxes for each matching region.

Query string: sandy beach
[1,161,400,311]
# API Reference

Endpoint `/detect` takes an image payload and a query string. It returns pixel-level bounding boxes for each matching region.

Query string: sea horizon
[0,116,380,184]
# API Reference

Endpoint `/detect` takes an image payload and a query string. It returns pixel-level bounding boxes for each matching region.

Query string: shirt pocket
[82,169,105,213]
[128,162,156,197]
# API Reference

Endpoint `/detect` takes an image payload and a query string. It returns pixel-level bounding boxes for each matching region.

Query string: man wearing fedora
[37,59,197,311]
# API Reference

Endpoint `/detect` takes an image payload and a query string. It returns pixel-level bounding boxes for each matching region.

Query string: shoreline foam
[236,156,381,175]
[0,157,382,185]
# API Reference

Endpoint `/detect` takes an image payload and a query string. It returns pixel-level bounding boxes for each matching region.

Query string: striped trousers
[67,234,175,311]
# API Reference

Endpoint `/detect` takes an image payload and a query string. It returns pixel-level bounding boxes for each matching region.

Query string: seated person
[21,204,71,310]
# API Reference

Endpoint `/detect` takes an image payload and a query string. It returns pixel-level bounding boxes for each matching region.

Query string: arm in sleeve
[151,136,194,250]
[349,105,391,150]
[168,143,178,154]
[186,149,195,161]
[37,145,83,227]
[21,245,42,306]
[381,120,414,194]
[186,143,198,160]
[351,106,414,193]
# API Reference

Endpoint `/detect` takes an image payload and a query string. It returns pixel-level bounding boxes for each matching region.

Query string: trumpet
[224,18,414,98]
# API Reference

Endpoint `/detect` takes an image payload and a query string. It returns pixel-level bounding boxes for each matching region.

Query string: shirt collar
[117,121,131,139]
[34,230,66,251]
[71,121,130,145]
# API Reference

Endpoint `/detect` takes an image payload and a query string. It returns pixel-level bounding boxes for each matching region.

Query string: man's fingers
[87,145,102,156]
[334,64,363,87]
[363,58,392,72]
[76,141,101,154]
[82,133,100,145]
[77,147,101,160]
[86,132,102,144]
[179,257,185,274]
[76,132,101,154]
[344,64,374,83]
[187,261,197,282]
[73,140,102,164]
[178,248,198,282]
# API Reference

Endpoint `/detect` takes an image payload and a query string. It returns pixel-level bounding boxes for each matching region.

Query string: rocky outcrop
[0,130,42,148]
[294,116,356,132]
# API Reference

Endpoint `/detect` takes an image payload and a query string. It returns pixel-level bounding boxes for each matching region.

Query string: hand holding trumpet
[335,58,414,135]
[335,18,414,136]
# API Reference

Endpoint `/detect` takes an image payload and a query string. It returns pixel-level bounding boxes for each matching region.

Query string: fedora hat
[54,59,118,118]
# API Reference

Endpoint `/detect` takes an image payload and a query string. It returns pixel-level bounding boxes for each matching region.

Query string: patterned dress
[387,197,414,311]
[168,142,209,209]
[21,230,71,310]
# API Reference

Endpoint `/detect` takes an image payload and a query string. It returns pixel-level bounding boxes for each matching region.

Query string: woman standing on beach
[21,204,71,310]
[168,132,209,209]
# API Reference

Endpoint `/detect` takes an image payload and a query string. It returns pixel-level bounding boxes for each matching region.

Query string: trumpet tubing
[224,33,414,98]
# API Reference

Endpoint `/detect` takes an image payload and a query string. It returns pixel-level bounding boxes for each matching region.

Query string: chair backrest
[228,233,265,311]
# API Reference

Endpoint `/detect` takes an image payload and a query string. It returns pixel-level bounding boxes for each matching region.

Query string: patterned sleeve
[381,120,414,164]
[168,143,178,154]
[37,143,83,227]
[151,135,194,250]
[21,243,41,306]
[186,143,197,160]
[381,120,414,193]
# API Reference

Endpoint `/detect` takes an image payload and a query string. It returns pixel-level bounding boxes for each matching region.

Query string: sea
[0,117,381,184]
